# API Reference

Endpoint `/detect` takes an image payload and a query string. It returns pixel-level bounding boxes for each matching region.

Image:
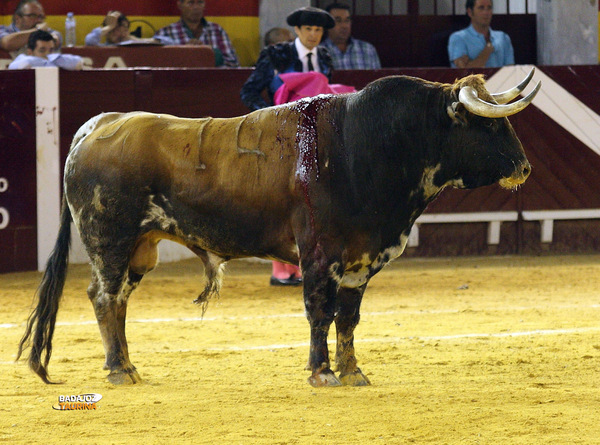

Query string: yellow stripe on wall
[2,15,260,66]
[211,16,260,67]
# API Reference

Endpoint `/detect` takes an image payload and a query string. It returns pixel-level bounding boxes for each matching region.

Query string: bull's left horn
[490,67,535,104]
[459,80,541,118]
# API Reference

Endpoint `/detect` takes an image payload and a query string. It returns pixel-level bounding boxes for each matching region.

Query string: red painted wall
[1,0,258,16]
[53,66,600,259]
[0,71,37,272]
[3,66,600,272]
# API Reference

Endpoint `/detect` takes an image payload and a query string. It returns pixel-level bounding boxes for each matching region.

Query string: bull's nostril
[522,166,531,177]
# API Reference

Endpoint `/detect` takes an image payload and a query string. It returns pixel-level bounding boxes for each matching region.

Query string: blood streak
[293,96,329,229]
[291,96,333,271]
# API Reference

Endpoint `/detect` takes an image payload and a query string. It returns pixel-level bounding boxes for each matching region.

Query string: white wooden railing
[408,209,600,247]
[521,209,600,243]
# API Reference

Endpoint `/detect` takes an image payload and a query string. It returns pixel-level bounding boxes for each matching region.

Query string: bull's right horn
[490,67,535,104]
[459,80,541,118]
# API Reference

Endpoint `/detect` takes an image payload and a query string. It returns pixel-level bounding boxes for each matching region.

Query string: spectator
[85,11,137,46]
[154,0,239,67]
[0,0,62,57]
[320,2,381,70]
[448,0,514,68]
[9,29,82,70]
[263,27,294,47]
[240,6,334,112]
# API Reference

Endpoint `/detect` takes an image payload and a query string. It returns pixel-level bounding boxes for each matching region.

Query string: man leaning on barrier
[0,0,62,57]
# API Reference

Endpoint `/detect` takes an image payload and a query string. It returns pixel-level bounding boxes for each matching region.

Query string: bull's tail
[16,197,72,383]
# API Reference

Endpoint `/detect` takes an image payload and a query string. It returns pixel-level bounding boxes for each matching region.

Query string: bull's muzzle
[499,161,531,189]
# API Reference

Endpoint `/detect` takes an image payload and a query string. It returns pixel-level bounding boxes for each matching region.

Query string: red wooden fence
[1,65,599,272]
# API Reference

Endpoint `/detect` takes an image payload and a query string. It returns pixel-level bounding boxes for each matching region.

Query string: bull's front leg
[334,284,371,386]
[302,259,342,387]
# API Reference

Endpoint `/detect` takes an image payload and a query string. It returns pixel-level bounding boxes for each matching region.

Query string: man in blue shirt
[320,2,381,70]
[448,0,514,68]
[85,11,134,46]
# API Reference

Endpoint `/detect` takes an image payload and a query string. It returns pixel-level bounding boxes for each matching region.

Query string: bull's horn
[490,67,535,104]
[459,80,541,118]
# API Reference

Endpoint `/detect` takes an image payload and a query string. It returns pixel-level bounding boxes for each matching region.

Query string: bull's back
[66,108,307,213]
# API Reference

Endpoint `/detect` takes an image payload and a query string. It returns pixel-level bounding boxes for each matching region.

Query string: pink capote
[271,72,355,280]
[273,71,356,105]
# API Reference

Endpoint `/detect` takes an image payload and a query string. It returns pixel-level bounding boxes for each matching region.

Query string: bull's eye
[485,120,494,128]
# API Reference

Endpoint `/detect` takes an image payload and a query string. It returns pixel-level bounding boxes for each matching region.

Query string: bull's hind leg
[334,285,371,386]
[88,262,142,384]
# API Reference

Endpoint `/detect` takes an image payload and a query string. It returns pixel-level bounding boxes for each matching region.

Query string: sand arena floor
[1,254,599,444]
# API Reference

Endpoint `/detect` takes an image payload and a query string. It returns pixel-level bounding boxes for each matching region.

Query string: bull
[17,69,539,386]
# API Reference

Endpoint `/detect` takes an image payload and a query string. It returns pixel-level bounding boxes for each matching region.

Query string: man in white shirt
[9,29,82,70]
[240,6,335,112]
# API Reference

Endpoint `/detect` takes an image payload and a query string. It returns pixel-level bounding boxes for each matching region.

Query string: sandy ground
[1,254,599,444]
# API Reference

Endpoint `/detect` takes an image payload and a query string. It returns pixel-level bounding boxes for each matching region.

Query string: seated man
[154,0,239,67]
[85,11,136,46]
[9,29,83,70]
[0,0,61,57]
[263,27,294,47]
[320,2,381,70]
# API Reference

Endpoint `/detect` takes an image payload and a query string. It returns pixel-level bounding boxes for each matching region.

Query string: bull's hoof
[339,368,371,386]
[107,369,142,385]
[308,370,342,387]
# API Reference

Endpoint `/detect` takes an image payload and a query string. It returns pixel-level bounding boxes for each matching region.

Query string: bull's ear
[447,101,468,125]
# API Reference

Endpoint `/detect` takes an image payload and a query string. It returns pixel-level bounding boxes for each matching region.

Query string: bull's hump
[91,112,209,151]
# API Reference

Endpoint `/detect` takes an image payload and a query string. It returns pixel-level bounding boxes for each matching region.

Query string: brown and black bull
[18,69,539,387]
